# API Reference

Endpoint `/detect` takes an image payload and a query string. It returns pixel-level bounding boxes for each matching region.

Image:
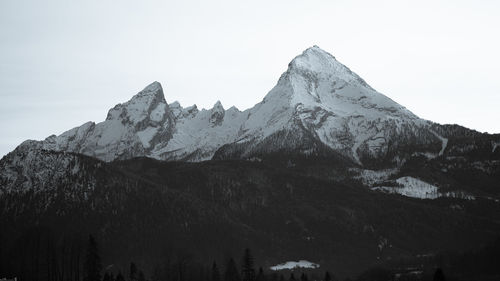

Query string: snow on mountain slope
[151,102,249,161]
[372,176,475,200]
[8,46,449,164]
[217,46,437,163]
[239,46,420,141]
[34,81,174,161]
[2,46,500,205]
[373,177,441,199]
[492,141,500,153]
[0,143,99,196]
[430,130,448,156]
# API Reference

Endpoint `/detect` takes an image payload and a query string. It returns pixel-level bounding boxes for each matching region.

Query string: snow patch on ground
[412,151,437,159]
[485,196,500,203]
[441,191,475,200]
[373,176,475,200]
[354,168,398,186]
[430,131,448,156]
[373,177,440,199]
[492,141,500,153]
[270,260,319,271]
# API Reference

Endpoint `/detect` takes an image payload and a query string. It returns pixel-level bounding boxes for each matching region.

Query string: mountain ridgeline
[1,46,499,280]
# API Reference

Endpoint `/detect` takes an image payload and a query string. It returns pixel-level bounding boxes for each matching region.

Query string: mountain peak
[288,46,356,79]
[135,81,165,100]
[212,100,224,110]
[169,101,181,108]
[144,80,162,90]
[105,81,167,125]
[209,101,225,126]
[302,45,332,57]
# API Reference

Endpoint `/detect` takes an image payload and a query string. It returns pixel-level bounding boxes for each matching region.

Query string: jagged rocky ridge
[4,45,499,200]
[11,46,450,164]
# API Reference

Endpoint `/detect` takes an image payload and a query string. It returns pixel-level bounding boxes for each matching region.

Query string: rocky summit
[8,46,470,165]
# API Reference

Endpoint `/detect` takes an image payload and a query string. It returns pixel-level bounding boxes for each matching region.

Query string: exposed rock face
[26,81,174,161]
[209,101,225,126]
[216,46,436,164]
[6,46,461,165]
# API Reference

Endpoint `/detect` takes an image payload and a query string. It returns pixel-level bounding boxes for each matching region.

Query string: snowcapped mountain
[8,46,449,165]
[1,46,500,280]
[214,46,436,164]
[23,82,174,162]
[3,45,500,201]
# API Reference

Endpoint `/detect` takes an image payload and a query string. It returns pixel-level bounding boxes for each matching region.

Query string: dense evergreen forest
[2,231,499,281]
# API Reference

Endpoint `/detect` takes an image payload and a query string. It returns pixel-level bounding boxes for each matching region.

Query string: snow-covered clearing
[373,176,475,200]
[270,260,319,271]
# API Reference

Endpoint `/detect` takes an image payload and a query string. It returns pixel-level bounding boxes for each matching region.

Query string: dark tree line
[2,234,338,281]
[2,231,470,281]
[150,248,336,281]
[0,227,84,281]
[84,235,101,281]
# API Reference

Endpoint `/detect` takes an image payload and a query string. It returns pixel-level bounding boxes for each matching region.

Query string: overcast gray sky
[1,0,499,157]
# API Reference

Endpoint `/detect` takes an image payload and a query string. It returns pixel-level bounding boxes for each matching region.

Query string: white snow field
[372,176,475,200]
[270,260,320,271]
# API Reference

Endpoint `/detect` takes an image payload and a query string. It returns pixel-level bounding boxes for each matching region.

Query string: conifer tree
[256,267,266,281]
[138,271,146,281]
[116,272,125,281]
[324,272,331,281]
[289,273,296,281]
[224,258,241,281]
[83,235,102,281]
[300,273,308,281]
[103,272,114,281]
[242,249,256,281]
[268,273,279,281]
[152,265,163,281]
[433,268,446,281]
[130,263,138,281]
[212,262,222,281]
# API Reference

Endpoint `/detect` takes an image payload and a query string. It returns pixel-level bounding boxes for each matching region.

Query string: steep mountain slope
[32,82,175,161]
[11,46,457,166]
[1,152,499,279]
[216,46,430,164]
[3,45,499,203]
